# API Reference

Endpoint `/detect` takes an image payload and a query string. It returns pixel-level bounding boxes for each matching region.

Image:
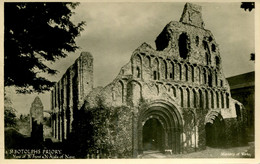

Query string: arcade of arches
[51,3,249,158]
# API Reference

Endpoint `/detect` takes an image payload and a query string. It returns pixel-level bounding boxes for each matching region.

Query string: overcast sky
[5,2,255,115]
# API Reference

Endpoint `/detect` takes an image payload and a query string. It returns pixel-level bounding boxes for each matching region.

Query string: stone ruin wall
[82,3,245,153]
[51,2,247,155]
[51,52,93,142]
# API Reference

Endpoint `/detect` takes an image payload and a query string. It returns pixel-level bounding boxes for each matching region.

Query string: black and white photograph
[1,0,258,162]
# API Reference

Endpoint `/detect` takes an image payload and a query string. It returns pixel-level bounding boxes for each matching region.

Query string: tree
[240,2,255,12]
[4,2,85,93]
[4,96,17,128]
[240,2,255,62]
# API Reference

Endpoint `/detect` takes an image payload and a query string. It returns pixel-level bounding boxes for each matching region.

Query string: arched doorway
[143,118,164,152]
[137,100,183,155]
[205,111,225,147]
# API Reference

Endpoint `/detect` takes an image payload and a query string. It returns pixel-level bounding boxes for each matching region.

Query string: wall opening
[216,92,219,108]
[170,62,175,79]
[215,71,218,86]
[205,114,225,147]
[173,87,176,97]
[193,89,197,108]
[137,67,141,78]
[208,71,213,87]
[226,93,229,108]
[153,71,157,80]
[203,40,211,65]
[143,118,164,151]
[195,36,199,46]
[178,64,182,80]
[211,91,214,108]
[199,90,203,109]
[212,44,216,52]
[215,56,220,68]
[203,68,207,84]
[235,104,241,121]
[187,88,190,107]
[178,33,189,59]
[205,90,209,108]
[164,60,167,79]
[221,93,224,108]
[185,65,189,81]
[191,66,195,82]
[180,88,184,107]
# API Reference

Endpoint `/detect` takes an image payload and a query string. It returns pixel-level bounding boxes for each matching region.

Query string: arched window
[203,40,211,65]
[193,89,197,108]
[145,55,151,67]
[185,64,188,81]
[205,90,209,108]
[221,92,224,108]
[203,68,207,84]
[235,104,241,121]
[199,89,203,108]
[172,87,176,97]
[137,67,141,78]
[180,88,184,107]
[215,71,218,86]
[208,36,213,42]
[215,56,220,68]
[208,70,213,87]
[216,92,219,108]
[187,88,190,107]
[178,63,182,81]
[195,36,199,46]
[153,71,157,80]
[212,44,216,52]
[191,66,195,82]
[178,33,189,59]
[226,93,230,108]
[205,52,209,65]
[163,60,167,79]
[198,67,201,84]
[171,62,175,79]
[211,91,214,108]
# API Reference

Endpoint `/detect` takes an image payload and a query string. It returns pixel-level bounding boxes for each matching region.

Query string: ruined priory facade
[51,3,247,157]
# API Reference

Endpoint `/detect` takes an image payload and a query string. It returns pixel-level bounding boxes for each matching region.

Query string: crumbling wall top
[179,3,205,28]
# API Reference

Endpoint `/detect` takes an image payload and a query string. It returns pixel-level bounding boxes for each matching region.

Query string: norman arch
[205,111,225,147]
[137,100,183,154]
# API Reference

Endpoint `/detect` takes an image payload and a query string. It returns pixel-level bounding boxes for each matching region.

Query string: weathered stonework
[51,52,93,142]
[51,3,247,157]
[30,96,44,142]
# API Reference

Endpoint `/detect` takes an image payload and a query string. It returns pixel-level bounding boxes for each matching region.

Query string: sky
[5,2,255,115]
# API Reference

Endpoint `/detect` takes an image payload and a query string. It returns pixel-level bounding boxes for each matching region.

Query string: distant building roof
[227,71,255,90]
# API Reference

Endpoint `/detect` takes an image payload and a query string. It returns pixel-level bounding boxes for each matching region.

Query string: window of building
[178,33,189,59]
[153,71,157,80]
[137,67,141,78]
[180,88,184,107]
[193,90,197,108]
[212,44,216,52]
[196,36,199,46]
[187,88,190,107]
[226,93,229,108]
[211,91,214,108]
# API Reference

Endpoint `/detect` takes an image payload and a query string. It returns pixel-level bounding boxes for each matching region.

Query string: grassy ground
[140,144,254,158]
